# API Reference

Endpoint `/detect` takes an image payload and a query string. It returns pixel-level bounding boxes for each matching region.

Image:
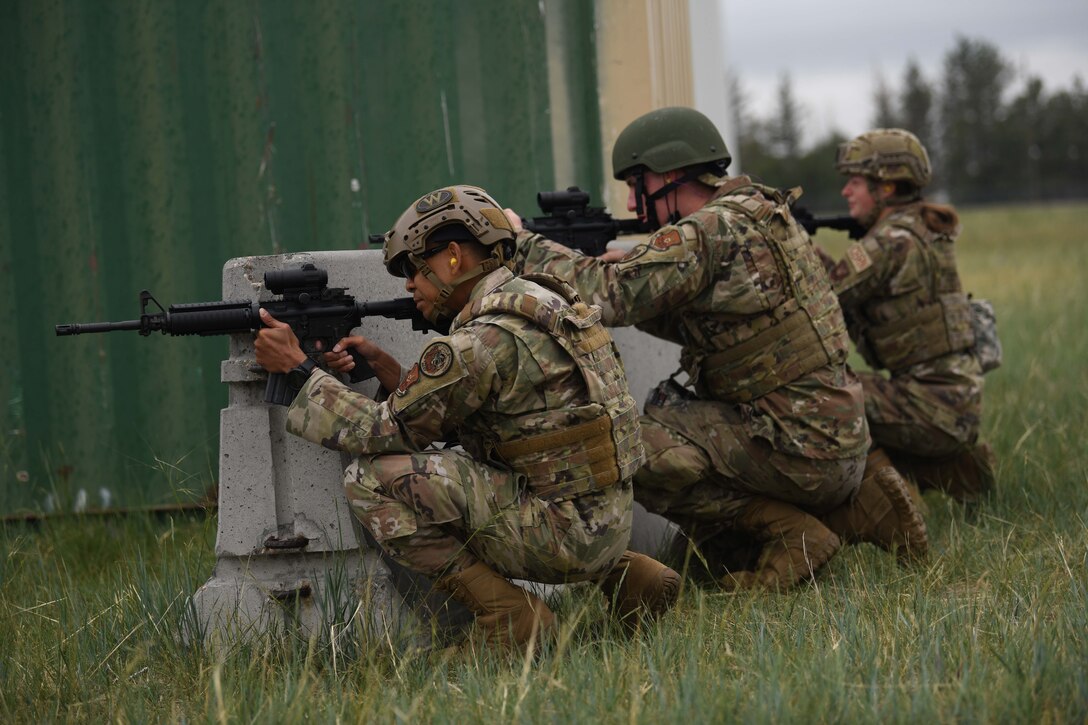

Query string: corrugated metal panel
[0,0,603,512]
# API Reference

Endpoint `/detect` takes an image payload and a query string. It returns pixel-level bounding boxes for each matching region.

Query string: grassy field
[2,202,1086,722]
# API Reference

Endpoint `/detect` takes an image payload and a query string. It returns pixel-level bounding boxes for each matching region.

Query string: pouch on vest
[969,296,1002,374]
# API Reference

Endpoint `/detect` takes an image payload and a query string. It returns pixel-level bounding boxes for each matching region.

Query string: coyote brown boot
[720,498,841,592]
[891,442,996,503]
[435,561,555,652]
[600,551,681,630]
[823,448,928,566]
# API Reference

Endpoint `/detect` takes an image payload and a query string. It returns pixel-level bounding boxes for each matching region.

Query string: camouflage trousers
[633,400,864,539]
[859,368,981,458]
[342,449,632,583]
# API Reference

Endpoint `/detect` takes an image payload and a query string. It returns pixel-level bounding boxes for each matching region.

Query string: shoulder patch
[617,244,648,263]
[419,341,454,377]
[649,228,683,251]
[845,242,873,274]
[394,364,420,397]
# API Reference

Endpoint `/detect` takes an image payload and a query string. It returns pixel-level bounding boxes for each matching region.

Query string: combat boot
[434,561,555,653]
[720,497,841,592]
[891,441,996,503]
[822,448,928,566]
[600,551,681,631]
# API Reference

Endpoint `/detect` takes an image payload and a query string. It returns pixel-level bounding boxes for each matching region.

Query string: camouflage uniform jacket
[827,201,983,438]
[512,176,869,461]
[286,266,643,501]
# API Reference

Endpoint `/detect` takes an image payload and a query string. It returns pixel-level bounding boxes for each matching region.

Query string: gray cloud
[725,0,1088,142]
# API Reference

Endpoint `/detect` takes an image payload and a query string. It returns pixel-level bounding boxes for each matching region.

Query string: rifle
[55,263,437,405]
[522,186,650,256]
[791,206,866,240]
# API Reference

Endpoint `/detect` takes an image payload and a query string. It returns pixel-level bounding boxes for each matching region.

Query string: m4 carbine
[522,186,651,256]
[55,263,436,405]
[790,206,866,240]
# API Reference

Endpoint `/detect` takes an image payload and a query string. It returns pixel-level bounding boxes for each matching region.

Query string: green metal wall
[0,0,603,513]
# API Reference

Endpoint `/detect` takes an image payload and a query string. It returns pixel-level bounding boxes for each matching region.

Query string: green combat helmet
[612,106,731,180]
[383,184,514,320]
[611,106,731,227]
[835,128,932,189]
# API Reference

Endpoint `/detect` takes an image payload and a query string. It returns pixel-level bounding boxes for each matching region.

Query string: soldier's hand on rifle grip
[254,309,307,373]
[327,336,402,393]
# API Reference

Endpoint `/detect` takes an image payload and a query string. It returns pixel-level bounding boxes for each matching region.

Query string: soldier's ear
[447,241,462,270]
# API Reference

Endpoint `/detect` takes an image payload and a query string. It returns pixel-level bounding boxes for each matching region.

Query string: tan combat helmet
[383,185,514,319]
[835,128,932,189]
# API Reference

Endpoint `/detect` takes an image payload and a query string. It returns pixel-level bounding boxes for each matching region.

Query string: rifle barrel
[55,320,142,336]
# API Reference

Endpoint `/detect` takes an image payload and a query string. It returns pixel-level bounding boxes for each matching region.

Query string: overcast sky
[725,0,1088,146]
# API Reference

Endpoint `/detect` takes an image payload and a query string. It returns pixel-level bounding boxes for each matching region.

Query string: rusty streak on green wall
[0,0,603,512]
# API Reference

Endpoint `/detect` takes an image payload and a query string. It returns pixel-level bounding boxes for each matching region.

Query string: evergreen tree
[899,60,934,154]
[872,73,898,128]
[1037,76,1088,198]
[999,76,1046,200]
[940,36,1012,203]
[768,74,803,160]
[794,133,850,214]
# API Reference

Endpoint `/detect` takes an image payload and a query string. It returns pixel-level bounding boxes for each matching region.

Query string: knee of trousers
[340,458,428,546]
[342,457,390,508]
[870,423,969,459]
[341,453,480,535]
[637,420,711,488]
[770,453,866,515]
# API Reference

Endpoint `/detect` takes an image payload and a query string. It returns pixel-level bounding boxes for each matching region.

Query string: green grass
[2,202,1087,722]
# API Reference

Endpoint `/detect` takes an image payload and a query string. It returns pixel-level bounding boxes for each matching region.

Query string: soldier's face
[842,175,876,221]
[404,249,453,318]
[626,172,671,227]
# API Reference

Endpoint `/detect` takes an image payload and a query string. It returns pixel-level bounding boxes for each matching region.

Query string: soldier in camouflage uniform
[822,129,996,501]
[509,108,928,591]
[253,185,680,653]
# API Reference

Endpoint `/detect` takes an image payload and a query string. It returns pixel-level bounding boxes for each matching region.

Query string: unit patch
[395,364,420,397]
[419,341,454,377]
[617,243,648,263]
[845,242,873,273]
[649,229,683,251]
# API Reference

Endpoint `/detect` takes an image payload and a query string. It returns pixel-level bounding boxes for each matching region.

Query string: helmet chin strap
[861,178,921,230]
[637,169,702,228]
[860,178,889,230]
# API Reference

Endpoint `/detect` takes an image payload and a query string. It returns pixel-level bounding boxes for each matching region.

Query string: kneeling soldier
[254,185,679,653]
[824,129,996,504]
[511,108,928,588]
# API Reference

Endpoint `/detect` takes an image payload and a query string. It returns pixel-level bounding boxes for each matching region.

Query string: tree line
[733,36,1088,212]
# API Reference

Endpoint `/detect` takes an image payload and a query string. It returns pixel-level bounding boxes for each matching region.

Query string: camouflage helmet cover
[836,128,932,188]
[611,106,731,181]
[384,185,514,278]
